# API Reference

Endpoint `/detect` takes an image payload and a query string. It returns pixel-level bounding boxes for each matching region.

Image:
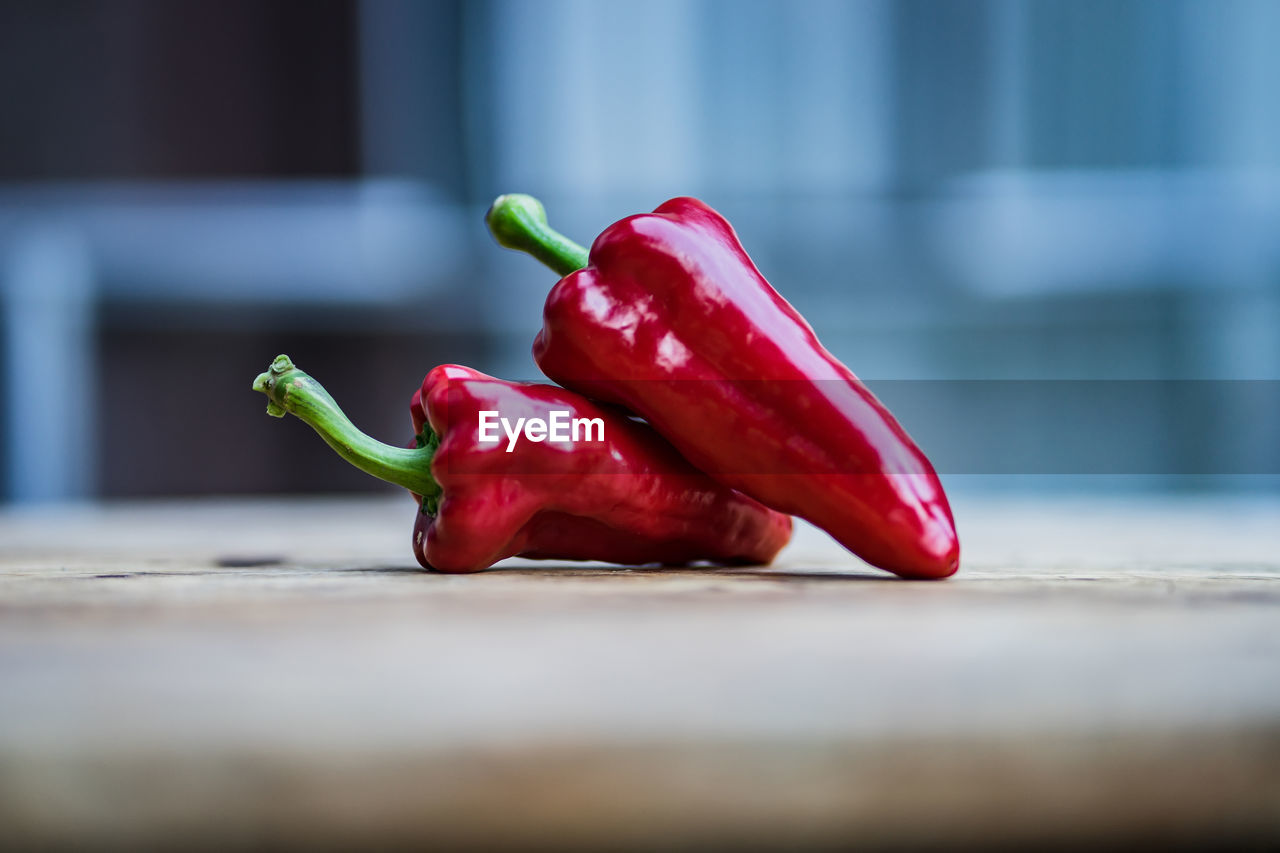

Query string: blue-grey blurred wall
[1,0,1278,501]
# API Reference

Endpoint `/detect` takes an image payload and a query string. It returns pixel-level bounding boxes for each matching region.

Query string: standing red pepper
[487,195,959,579]
[252,355,791,572]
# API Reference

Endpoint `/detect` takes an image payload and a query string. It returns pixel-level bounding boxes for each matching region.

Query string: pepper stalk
[251,354,440,501]
[485,194,589,277]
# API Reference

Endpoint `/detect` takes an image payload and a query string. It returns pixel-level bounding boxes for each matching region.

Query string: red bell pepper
[487,195,959,579]
[252,355,791,572]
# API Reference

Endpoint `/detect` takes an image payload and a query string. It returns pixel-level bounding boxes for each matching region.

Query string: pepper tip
[253,354,298,417]
[485,193,547,249]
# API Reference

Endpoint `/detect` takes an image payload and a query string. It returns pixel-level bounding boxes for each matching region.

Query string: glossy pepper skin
[488,195,958,579]
[253,355,791,573]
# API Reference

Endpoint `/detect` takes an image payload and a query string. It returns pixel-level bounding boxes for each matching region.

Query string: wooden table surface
[1,493,1277,848]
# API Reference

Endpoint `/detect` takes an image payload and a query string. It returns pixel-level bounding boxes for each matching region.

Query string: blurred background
[1,0,1278,504]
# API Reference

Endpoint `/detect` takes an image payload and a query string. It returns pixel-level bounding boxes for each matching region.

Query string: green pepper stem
[485,194,590,277]
[251,354,440,499]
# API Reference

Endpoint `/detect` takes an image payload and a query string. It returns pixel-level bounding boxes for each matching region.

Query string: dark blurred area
[1,0,1278,502]
[1,0,478,500]
[0,1,362,179]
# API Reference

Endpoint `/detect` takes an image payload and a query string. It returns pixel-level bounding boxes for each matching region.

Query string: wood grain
[1,494,1278,848]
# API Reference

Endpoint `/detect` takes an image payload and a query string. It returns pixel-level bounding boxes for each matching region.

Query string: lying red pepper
[487,195,959,579]
[252,355,791,572]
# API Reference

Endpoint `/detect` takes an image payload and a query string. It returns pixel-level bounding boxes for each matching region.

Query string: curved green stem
[251,354,439,500]
[485,194,589,277]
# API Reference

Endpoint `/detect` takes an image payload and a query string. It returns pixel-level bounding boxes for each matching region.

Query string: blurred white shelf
[0,180,467,303]
[935,169,1280,295]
